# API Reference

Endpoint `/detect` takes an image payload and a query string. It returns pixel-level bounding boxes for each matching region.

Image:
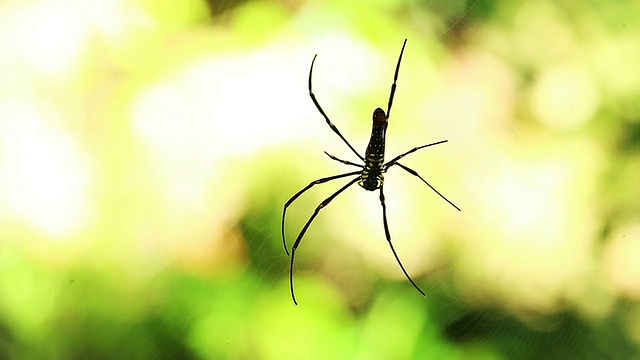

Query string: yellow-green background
[0,0,639,358]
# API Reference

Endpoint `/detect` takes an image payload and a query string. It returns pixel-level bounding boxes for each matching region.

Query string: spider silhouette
[282,39,460,305]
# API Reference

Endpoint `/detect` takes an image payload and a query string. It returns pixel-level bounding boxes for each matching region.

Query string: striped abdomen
[359,108,388,191]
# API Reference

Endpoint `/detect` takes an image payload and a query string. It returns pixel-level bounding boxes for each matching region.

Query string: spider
[282,39,460,305]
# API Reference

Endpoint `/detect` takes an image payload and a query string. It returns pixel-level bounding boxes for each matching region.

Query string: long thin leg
[309,55,365,162]
[379,186,426,296]
[290,176,360,305]
[394,162,460,211]
[386,39,407,120]
[384,140,448,167]
[324,151,363,168]
[282,171,360,256]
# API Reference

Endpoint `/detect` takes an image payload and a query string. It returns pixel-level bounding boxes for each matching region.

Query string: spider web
[226,1,638,360]
[0,0,638,359]
[133,0,637,359]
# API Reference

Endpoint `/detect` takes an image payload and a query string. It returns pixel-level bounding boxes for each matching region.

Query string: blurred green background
[0,0,639,358]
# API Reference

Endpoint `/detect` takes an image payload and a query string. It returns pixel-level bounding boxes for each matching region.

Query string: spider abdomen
[365,108,388,161]
[359,108,388,191]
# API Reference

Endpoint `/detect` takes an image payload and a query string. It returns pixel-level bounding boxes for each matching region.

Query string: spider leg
[384,140,448,167]
[393,162,460,211]
[290,176,360,305]
[386,39,407,120]
[309,55,365,162]
[282,171,360,256]
[324,151,363,168]
[379,186,426,296]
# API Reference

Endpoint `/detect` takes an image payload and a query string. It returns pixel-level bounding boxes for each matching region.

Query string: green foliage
[0,0,638,358]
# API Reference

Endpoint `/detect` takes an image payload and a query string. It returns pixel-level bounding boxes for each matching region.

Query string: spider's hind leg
[309,55,364,162]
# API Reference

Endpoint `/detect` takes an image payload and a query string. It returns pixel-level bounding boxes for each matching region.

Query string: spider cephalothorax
[282,39,460,305]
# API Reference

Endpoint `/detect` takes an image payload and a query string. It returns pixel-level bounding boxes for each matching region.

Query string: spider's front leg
[379,186,426,296]
[288,176,360,305]
[282,171,360,255]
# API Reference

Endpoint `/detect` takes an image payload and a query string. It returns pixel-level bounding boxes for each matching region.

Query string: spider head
[359,175,383,191]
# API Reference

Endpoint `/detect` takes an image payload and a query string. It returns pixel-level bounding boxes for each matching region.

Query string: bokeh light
[0,0,638,358]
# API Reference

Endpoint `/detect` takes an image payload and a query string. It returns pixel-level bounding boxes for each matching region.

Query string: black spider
[282,39,460,305]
